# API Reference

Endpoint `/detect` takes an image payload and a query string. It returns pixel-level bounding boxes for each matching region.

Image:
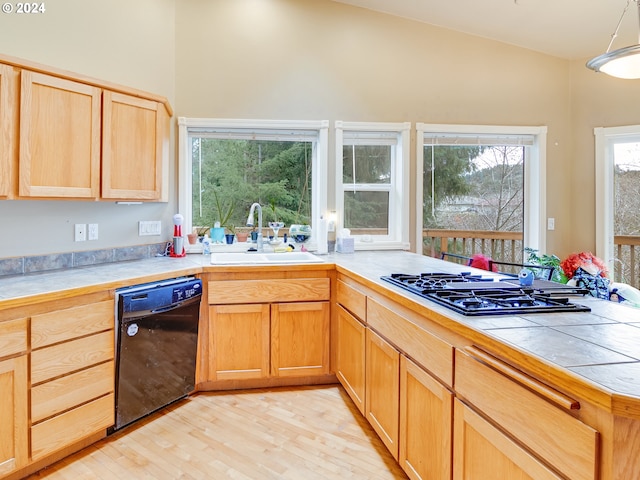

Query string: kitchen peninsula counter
[330,251,640,419]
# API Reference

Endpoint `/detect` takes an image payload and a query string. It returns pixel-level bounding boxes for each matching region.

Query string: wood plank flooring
[27,385,408,479]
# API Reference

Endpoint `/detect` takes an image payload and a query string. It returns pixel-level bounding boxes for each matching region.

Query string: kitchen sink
[210,251,324,265]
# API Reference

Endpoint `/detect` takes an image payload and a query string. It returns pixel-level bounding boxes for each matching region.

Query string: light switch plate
[88,223,98,240]
[139,220,162,236]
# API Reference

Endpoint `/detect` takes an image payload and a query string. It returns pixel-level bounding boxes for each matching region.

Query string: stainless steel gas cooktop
[380,272,591,316]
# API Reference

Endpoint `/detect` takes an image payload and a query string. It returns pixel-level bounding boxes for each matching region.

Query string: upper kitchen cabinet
[0,64,19,198]
[0,53,171,202]
[19,70,102,199]
[101,92,168,201]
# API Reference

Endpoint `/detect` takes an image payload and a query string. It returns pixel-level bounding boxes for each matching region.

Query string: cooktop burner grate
[381,272,591,316]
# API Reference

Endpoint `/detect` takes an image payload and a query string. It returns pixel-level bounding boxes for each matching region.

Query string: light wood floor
[27,385,408,479]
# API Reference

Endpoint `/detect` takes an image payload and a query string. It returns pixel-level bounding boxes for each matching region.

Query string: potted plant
[211,191,235,244]
[524,247,567,283]
[234,226,250,243]
[225,224,236,244]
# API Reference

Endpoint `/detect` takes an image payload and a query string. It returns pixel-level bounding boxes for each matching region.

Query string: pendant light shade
[586,0,640,79]
[587,44,640,79]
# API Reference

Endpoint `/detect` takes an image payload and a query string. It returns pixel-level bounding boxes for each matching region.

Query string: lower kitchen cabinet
[400,355,453,480]
[205,275,332,386]
[271,301,330,377]
[365,328,400,460]
[338,276,455,477]
[453,399,562,480]
[0,318,28,477]
[335,304,366,415]
[455,348,598,480]
[208,303,271,381]
[29,299,115,461]
[208,301,330,382]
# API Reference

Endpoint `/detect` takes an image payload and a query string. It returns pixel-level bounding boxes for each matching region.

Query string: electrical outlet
[75,224,87,242]
[88,223,99,240]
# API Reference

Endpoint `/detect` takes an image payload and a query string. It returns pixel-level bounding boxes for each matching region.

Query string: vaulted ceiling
[332,0,639,60]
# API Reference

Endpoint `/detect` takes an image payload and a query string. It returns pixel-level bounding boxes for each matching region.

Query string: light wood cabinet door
[101,91,165,200]
[209,304,270,381]
[0,355,28,477]
[31,394,114,462]
[399,356,453,480]
[0,63,18,198]
[453,399,562,480]
[19,70,101,198]
[271,302,330,377]
[335,304,366,415]
[455,348,598,480]
[365,328,400,460]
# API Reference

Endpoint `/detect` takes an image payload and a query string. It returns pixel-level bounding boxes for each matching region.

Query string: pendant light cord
[606,0,634,53]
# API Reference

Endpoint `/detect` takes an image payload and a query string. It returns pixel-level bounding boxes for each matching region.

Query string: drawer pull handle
[464,346,580,411]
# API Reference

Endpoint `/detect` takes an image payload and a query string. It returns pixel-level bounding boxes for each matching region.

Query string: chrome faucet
[246,203,264,252]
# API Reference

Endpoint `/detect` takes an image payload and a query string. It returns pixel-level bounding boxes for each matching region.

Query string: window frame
[415,123,548,255]
[594,124,640,272]
[177,117,329,246]
[335,121,411,250]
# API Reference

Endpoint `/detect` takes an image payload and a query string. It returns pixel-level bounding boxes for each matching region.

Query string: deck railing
[614,235,640,289]
[423,229,640,289]
[422,229,524,264]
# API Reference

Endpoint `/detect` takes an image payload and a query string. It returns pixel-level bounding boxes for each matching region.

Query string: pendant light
[586,0,640,79]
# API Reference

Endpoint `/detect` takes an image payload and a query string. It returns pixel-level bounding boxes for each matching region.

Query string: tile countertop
[0,255,204,306]
[2,249,640,413]
[331,251,640,413]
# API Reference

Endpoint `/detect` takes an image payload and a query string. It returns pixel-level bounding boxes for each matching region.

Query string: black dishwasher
[112,277,202,431]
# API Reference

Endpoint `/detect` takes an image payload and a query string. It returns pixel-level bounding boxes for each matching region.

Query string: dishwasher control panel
[118,277,202,316]
[172,281,202,303]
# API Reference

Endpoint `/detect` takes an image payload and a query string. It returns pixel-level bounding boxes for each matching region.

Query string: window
[335,121,411,250]
[416,124,547,258]
[178,118,329,246]
[595,125,640,283]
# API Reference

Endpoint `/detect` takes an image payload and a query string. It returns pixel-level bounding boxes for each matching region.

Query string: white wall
[0,0,176,257]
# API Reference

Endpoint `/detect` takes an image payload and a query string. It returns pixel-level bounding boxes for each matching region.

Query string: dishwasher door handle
[151,303,183,315]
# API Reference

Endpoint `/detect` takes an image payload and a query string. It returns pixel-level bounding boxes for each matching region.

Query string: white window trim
[415,123,548,255]
[177,117,329,245]
[335,121,411,250]
[594,124,640,273]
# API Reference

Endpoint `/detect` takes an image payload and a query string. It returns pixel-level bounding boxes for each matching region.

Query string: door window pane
[613,142,640,284]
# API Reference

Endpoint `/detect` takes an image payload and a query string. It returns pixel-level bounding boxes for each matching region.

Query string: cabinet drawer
[337,279,366,321]
[0,317,27,358]
[31,393,114,461]
[31,330,114,384]
[31,300,113,349]
[31,361,114,423]
[455,348,598,480]
[367,297,453,387]
[208,278,330,304]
